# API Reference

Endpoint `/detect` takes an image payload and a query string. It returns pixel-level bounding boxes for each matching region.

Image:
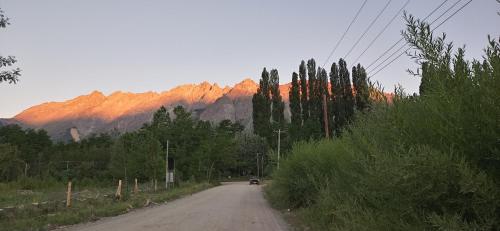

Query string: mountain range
[1,79,291,141]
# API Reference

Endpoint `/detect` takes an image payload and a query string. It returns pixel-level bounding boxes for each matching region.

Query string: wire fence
[0,179,170,220]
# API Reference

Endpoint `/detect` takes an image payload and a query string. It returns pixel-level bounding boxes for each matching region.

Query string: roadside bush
[268,107,500,229]
[267,18,500,230]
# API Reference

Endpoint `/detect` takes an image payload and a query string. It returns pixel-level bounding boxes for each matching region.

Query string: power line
[368,42,407,74]
[321,0,369,68]
[368,0,467,75]
[344,0,393,60]
[365,0,451,71]
[429,0,463,25]
[368,0,472,78]
[352,0,410,65]
[367,0,462,73]
[431,0,471,31]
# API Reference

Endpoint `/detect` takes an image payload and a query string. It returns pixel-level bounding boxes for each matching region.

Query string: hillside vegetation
[266,15,500,230]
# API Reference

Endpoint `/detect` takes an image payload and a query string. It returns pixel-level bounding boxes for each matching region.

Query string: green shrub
[267,24,500,230]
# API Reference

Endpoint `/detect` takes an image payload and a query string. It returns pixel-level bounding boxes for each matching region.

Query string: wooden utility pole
[322,94,330,138]
[66,181,72,207]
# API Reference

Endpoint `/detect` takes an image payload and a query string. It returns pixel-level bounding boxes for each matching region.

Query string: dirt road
[63,182,288,231]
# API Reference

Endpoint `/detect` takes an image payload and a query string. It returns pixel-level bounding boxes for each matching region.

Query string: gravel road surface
[63,182,288,231]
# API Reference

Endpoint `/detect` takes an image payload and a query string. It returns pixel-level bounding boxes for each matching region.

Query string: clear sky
[0,0,498,118]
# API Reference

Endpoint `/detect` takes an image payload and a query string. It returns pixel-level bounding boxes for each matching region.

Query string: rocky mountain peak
[7,79,293,140]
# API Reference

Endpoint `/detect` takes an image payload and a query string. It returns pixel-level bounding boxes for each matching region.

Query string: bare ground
[61,182,288,231]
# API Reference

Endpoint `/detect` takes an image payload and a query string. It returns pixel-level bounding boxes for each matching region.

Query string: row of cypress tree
[251,68,285,147]
[253,58,370,144]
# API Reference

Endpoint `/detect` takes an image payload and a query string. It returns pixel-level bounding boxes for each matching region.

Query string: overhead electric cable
[352,0,410,65]
[368,42,407,75]
[367,0,472,78]
[343,0,393,59]
[429,0,463,25]
[365,0,451,70]
[322,0,368,68]
[367,0,463,73]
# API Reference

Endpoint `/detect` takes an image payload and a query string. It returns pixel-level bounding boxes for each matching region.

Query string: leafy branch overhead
[0,8,21,84]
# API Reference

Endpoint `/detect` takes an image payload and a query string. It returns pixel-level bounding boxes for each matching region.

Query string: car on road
[249,177,260,185]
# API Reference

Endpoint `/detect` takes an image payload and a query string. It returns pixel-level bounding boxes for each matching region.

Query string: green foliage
[139,106,250,182]
[252,68,272,141]
[307,59,320,122]
[330,62,343,136]
[0,125,52,178]
[0,104,255,185]
[252,67,285,149]
[352,64,370,112]
[270,69,285,128]
[299,61,309,122]
[234,133,268,176]
[289,72,302,142]
[0,144,24,181]
[49,134,113,181]
[317,67,329,136]
[267,15,500,231]
[339,58,355,126]
[109,130,163,182]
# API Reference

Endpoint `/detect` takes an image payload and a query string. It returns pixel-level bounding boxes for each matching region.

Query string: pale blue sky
[0,0,498,117]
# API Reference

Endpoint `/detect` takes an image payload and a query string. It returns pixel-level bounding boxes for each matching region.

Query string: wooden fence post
[115,180,122,200]
[66,181,72,207]
[134,178,139,194]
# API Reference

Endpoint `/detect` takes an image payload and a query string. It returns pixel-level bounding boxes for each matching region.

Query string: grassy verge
[0,181,215,231]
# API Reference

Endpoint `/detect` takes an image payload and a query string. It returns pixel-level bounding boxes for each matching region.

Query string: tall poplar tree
[289,72,302,135]
[330,62,343,136]
[252,68,272,140]
[318,67,330,136]
[339,59,354,125]
[352,64,370,111]
[307,59,319,121]
[304,59,322,139]
[299,61,309,122]
[270,69,285,128]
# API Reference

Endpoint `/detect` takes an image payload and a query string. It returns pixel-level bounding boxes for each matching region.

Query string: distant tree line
[0,105,268,184]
